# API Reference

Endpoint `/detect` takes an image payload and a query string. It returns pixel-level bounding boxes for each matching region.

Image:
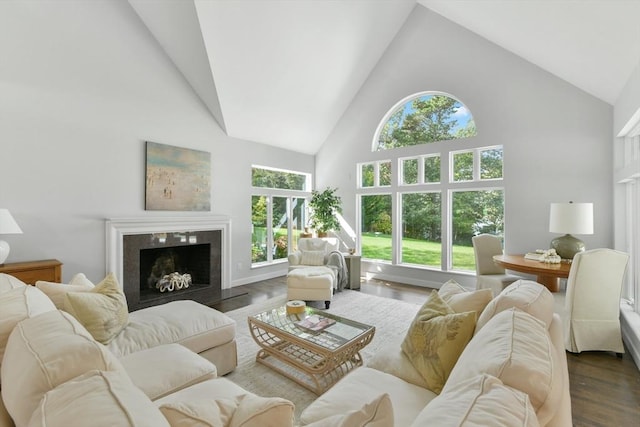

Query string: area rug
[224,290,424,419]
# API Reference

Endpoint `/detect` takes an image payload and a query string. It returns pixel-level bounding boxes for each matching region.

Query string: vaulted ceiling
[129,0,640,155]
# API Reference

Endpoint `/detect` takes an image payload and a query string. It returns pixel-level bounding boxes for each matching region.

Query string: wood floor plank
[212,276,640,426]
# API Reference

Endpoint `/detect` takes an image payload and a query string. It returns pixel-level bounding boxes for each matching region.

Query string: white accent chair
[472,234,523,296]
[563,248,629,355]
[287,238,340,308]
[287,237,340,273]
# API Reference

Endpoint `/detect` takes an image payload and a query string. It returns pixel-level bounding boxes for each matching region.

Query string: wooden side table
[0,259,63,284]
[343,254,361,290]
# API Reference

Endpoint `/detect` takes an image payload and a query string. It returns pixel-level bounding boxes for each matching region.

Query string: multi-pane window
[359,161,391,188]
[359,91,504,273]
[251,166,310,265]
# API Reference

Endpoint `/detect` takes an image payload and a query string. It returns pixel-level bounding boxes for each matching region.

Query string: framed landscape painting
[145,141,211,211]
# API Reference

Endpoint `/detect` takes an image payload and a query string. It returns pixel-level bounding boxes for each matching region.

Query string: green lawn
[361,233,475,271]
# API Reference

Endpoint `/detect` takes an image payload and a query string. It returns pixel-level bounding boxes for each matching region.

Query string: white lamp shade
[549,202,593,235]
[0,209,22,234]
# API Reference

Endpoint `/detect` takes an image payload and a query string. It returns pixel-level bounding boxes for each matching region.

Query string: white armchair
[563,248,629,354]
[472,234,523,296]
[288,238,339,270]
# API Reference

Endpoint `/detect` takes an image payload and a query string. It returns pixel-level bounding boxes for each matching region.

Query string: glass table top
[250,305,373,351]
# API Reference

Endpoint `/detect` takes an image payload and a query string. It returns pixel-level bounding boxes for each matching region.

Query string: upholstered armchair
[563,248,629,354]
[287,237,340,272]
[472,234,523,296]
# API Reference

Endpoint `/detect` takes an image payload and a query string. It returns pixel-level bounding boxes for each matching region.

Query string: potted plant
[309,187,342,237]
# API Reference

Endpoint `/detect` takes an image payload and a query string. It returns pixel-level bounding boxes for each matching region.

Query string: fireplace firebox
[123,230,221,311]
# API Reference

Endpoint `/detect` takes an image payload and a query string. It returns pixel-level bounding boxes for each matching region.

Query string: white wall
[316,5,613,288]
[0,0,312,284]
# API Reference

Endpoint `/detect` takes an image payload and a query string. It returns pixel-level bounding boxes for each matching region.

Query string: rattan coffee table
[247,305,375,394]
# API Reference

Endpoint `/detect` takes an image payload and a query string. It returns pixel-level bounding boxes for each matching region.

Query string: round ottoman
[287,267,334,309]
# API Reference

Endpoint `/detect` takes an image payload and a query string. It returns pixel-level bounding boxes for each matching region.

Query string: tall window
[251,166,310,265]
[358,92,504,273]
[617,129,640,313]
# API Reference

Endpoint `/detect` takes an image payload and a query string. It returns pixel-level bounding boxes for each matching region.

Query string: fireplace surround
[106,216,232,311]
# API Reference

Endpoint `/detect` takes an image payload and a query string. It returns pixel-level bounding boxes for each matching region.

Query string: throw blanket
[326,251,348,291]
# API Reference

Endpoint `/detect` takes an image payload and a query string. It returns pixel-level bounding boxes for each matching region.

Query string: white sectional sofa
[299,280,573,427]
[0,273,295,427]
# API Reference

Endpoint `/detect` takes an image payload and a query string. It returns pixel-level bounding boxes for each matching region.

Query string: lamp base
[550,234,585,260]
[0,240,10,265]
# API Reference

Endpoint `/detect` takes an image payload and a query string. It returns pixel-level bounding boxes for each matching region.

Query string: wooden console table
[0,259,62,284]
[492,254,571,292]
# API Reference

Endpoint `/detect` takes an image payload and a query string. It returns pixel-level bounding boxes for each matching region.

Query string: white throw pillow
[300,250,326,266]
[475,280,554,334]
[159,394,295,427]
[410,374,539,427]
[438,279,493,320]
[304,393,393,427]
[36,273,95,309]
[28,370,169,427]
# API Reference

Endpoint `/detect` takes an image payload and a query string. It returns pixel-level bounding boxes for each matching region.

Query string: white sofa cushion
[108,300,236,358]
[35,272,95,309]
[0,286,56,377]
[367,344,429,389]
[475,280,554,333]
[411,374,539,427]
[300,367,436,427]
[155,378,294,427]
[444,308,563,426]
[28,370,169,427]
[120,343,217,400]
[1,310,125,427]
[0,273,26,293]
[303,393,393,427]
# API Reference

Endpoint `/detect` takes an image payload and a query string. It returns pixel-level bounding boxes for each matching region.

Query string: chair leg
[325,301,330,309]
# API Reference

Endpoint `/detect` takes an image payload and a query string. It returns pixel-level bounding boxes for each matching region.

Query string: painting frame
[145,141,211,211]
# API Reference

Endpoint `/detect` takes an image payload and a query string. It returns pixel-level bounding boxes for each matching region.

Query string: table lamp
[0,209,23,264]
[549,202,593,260]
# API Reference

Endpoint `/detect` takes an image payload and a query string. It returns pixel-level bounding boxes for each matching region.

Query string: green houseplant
[309,187,342,237]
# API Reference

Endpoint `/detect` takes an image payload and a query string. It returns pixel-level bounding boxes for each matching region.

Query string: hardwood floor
[212,276,640,426]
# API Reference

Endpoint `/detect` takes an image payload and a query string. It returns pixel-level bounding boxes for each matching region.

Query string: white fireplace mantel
[106,216,232,289]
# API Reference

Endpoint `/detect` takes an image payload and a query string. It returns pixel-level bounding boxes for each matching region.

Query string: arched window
[358,92,504,274]
[374,92,476,151]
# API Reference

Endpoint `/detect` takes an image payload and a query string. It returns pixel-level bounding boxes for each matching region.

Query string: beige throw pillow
[401,290,476,394]
[438,280,493,320]
[300,250,326,266]
[304,393,393,427]
[64,272,128,344]
[36,273,95,309]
